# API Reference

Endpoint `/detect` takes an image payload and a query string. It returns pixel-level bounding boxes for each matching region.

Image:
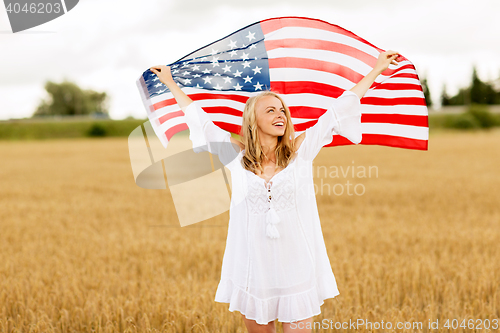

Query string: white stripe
[382,77,422,85]
[362,123,429,140]
[268,48,373,76]
[264,26,380,58]
[270,67,355,90]
[364,89,425,99]
[360,104,428,116]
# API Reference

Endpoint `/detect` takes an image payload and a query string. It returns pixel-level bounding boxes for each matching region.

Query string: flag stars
[182,71,191,76]
[252,66,262,75]
[172,69,180,74]
[152,77,159,82]
[249,44,257,50]
[154,83,162,88]
[203,77,213,84]
[193,74,201,78]
[222,64,232,72]
[241,52,249,61]
[233,70,242,77]
[211,48,218,55]
[230,50,238,57]
[202,68,211,74]
[243,76,253,83]
[183,78,192,85]
[223,76,232,84]
[253,82,263,91]
[195,83,203,89]
[214,83,223,90]
[233,83,243,90]
[242,61,251,68]
[246,31,256,41]
[214,73,221,77]
[192,65,200,71]
[228,40,237,49]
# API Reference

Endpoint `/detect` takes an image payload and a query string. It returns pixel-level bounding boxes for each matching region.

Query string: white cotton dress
[182,90,362,325]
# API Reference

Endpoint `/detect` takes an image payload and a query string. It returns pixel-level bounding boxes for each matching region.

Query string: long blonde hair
[239,91,296,174]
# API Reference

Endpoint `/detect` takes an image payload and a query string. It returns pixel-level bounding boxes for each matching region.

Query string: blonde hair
[239,91,296,174]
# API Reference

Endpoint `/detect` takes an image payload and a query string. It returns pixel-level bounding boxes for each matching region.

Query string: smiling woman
[149,49,398,333]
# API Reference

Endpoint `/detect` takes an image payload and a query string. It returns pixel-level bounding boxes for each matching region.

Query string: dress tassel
[265,207,280,239]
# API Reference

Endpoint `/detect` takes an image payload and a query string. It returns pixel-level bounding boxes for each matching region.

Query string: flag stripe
[260,17,384,54]
[265,38,377,67]
[327,133,428,150]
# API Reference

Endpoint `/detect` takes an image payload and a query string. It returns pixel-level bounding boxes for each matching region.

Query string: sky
[1,0,499,120]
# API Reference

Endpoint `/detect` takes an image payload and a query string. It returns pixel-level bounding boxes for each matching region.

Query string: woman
[150,50,399,333]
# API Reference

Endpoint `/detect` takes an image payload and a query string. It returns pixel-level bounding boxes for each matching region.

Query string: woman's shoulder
[230,137,245,152]
[294,132,306,153]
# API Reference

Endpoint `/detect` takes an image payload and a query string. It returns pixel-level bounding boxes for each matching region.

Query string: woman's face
[255,95,287,138]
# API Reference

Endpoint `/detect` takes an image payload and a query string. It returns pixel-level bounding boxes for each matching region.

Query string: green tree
[441,84,451,106]
[421,77,432,107]
[33,80,109,117]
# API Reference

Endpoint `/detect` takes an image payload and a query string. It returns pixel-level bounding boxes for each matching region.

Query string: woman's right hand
[149,65,174,86]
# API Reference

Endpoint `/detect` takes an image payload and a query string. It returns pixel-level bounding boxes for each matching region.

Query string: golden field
[1,129,499,333]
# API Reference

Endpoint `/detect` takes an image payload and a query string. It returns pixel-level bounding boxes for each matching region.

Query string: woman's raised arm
[150,65,193,109]
[295,50,400,160]
[349,50,400,99]
[149,65,244,159]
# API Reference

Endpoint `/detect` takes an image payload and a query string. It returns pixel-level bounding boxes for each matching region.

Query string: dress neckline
[240,140,305,186]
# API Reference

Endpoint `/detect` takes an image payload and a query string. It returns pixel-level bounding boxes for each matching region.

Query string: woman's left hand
[374,50,400,74]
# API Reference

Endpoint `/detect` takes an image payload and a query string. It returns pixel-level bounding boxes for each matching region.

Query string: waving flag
[136,16,429,151]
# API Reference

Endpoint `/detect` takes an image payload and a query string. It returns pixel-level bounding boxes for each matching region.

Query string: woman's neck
[259,133,278,162]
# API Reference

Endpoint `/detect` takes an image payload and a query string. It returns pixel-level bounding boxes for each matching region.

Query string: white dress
[182,91,362,325]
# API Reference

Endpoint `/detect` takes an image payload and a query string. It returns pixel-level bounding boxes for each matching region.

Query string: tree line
[33,80,109,118]
[421,66,500,108]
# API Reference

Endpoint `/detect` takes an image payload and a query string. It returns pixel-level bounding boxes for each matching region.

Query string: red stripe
[272,81,345,98]
[260,17,385,53]
[372,83,423,91]
[158,110,184,125]
[361,97,427,106]
[214,121,242,136]
[325,133,428,150]
[202,106,243,117]
[273,81,424,106]
[389,73,420,80]
[269,57,364,83]
[165,123,188,141]
[361,114,428,127]
[293,119,317,132]
[288,106,326,119]
[157,107,242,126]
[265,39,377,67]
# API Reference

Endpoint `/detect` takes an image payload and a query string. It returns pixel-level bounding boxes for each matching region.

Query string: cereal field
[1,129,499,332]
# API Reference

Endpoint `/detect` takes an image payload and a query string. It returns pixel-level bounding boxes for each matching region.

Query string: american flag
[136,16,429,151]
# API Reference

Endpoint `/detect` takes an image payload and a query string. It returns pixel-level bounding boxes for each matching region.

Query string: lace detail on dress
[243,160,297,239]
